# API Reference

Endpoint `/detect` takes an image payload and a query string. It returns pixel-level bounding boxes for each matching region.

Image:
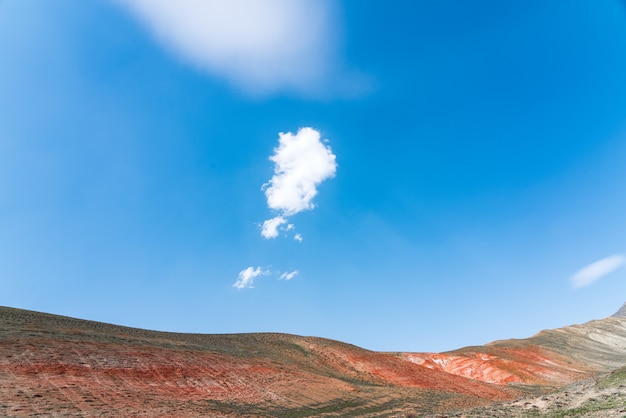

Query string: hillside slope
[2,305,626,416]
[0,306,516,417]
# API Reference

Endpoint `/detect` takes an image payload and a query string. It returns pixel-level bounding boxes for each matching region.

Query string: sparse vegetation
[438,373,626,418]
[599,366,626,389]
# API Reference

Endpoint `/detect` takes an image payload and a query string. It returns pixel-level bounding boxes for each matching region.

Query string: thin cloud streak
[234,266,270,289]
[570,254,625,289]
[280,271,299,280]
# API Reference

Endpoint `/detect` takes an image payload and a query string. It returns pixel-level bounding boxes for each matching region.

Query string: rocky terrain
[426,366,626,417]
[1,304,626,416]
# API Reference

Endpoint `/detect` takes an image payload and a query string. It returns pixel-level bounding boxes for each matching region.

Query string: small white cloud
[570,254,625,289]
[280,270,299,280]
[112,0,338,95]
[265,128,337,216]
[261,216,287,239]
[264,127,337,215]
[260,127,337,240]
[260,127,336,238]
[234,266,270,289]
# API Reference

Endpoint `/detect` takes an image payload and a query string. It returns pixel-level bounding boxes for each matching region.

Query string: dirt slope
[0,306,517,417]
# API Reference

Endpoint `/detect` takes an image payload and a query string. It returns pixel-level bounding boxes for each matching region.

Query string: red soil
[4,306,626,416]
[402,345,589,385]
[0,307,518,416]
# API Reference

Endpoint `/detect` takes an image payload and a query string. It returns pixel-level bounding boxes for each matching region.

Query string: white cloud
[570,254,625,289]
[280,270,299,280]
[261,216,287,239]
[260,127,336,239]
[113,0,337,95]
[234,266,269,289]
[264,127,336,215]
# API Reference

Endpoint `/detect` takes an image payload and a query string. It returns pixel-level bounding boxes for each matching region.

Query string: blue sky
[1,0,626,352]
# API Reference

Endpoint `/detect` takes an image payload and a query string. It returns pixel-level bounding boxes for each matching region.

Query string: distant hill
[1,304,626,416]
[402,304,626,388]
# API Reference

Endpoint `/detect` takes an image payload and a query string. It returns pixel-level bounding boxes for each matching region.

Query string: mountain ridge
[612,301,626,318]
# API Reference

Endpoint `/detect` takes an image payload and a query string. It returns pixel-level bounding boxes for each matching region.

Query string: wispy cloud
[294,233,303,242]
[261,127,336,240]
[261,216,287,239]
[113,0,337,95]
[280,271,299,280]
[570,254,625,289]
[233,266,270,289]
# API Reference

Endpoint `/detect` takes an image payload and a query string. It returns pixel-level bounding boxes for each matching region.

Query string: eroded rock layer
[401,314,626,389]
